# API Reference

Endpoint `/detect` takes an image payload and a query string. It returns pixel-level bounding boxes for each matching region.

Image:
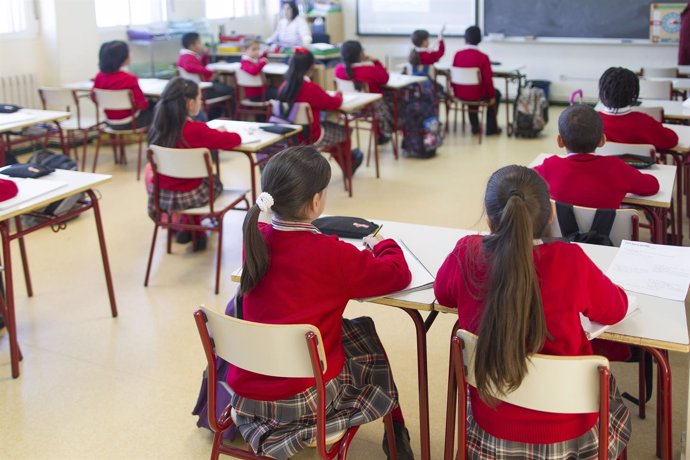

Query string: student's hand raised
[440,24,446,39]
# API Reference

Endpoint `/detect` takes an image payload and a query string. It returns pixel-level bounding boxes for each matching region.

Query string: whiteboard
[356,0,477,36]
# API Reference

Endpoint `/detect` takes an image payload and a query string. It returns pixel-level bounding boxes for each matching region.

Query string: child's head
[278,49,315,108]
[98,40,130,74]
[474,165,551,402]
[243,39,262,59]
[341,40,364,90]
[464,26,482,45]
[557,105,605,154]
[148,77,200,148]
[182,32,203,53]
[411,29,430,48]
[282,1,299,21]
[240,146,331,294]
[599,66,639,109]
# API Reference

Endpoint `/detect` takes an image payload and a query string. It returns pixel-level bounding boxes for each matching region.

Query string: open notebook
[580,295,638,340]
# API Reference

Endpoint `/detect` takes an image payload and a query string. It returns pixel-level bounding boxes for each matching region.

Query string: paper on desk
[580,295,638,340]
[605,240,690,301]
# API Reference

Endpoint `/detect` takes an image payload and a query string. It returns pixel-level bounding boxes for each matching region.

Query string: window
[0,0,30,35]
[205,0,261,19]
[95,0,168,28]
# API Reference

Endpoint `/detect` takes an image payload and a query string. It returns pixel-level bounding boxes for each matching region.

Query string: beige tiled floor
[0,106,689,459]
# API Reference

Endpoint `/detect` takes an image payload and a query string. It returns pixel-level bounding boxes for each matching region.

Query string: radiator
[0,73,39,108]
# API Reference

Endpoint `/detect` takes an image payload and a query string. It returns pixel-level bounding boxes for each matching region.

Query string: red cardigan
[451,46,495,101]
[535,153,660,209]
[434,235,627,444]
[278,79,343,142]
[240,55,269,99]
[334,60,389,94]
[599,109,679,151]
[417,40,445,65]
[177,50,213,82]
[157,120,241,192]
[227,225,411,400]
[92,70,148,121]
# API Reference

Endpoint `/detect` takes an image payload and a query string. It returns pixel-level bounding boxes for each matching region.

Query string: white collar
[241,54,259,63]
[600,105,633,115]
[565,151,595,157]
[271,218,321,234]
[303,76,311,82]
[180,48,198,57]
[462,44,479,50]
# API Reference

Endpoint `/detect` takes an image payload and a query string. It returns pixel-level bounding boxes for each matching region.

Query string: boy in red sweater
[435,165,630,458]
[535,104,659,209]
[92,41,153,129]
[451,26,501,135]
[408,26,445,77]
[597,67,678,151]
[177,32,233,119]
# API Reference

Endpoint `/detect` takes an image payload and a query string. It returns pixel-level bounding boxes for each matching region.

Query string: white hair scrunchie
[256,192,274,214]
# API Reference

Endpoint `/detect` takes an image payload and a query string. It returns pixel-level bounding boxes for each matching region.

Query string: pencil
[371,224,383,237]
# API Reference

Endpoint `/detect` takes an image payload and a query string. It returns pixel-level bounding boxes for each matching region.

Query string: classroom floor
[0,105,689,459]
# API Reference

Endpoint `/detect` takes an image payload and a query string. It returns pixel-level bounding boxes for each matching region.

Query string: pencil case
[312,216,379,239]
[616,154,655,169]
[0,163,55,178]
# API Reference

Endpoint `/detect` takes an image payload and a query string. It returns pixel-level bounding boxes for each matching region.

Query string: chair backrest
[271,100,313,125]
[197,305,327,378]
[450,67,481,86]
[641,67,678,78]
[235,69,265,88]
[457,330,609,414]
[149,145,211,179]
[548,200,639,247]
[92,88,135,111]
[638,79,673,100]
[38,87,78,112]
[177,66,202,83]
[595,141,656,159]
[632,105,664,122]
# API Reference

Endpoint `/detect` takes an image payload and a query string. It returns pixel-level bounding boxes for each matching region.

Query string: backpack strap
[589,208,617,239]
[555,202,581,237]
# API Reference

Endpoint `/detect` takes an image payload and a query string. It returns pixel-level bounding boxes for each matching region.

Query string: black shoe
[351,149,364,175]
[193,233,208,252]
[382,421,415,460]
[486,127,503,136]
[175,231,192,244]
[377,135,391,145]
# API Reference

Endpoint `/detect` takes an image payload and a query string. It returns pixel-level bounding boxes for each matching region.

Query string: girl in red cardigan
[434,165,631,458]
[146,77,242,251]
[226,146,414,460]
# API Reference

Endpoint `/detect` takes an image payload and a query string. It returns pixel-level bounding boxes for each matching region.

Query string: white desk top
[678,65,690,77]
[65,78,211,97]
[0,169,111,221]
[434,63,526,76]
[639,99,690,120]
[0,109,71,134]
[206,120,301,153]
[529,153,676,209]
[326,91,382,113]
[384,73,429,89]
[663,123,690,153]
[206,62,289,76]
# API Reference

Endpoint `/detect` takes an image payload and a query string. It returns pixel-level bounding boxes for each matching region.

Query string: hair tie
[293,46,308,55]
[256,192,274,214]
[509,190,524,199]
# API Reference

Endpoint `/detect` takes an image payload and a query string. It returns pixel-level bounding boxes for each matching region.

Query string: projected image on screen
[357,0,476,36]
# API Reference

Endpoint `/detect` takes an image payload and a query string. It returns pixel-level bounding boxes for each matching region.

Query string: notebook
[580,295,638,340]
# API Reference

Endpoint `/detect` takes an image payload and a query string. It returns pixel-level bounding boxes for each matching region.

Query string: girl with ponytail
[434,165,631,458]
[146,77,242,250]
[226,146,415,459]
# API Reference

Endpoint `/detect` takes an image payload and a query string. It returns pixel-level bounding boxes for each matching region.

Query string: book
[580,295,639,340]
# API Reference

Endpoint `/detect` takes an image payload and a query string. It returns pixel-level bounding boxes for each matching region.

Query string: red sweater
[334,60,389,94]
[92,70,148,121]
[417,40,445,65]
[598,109,679,151]
[240,55,269,99]
[227,224,411,400]
[535,153,660,209]
[278,79,343,142]
[157,120,241,192]
[177,50,212,82]
[451,46,495,101]
[434,235,627,444]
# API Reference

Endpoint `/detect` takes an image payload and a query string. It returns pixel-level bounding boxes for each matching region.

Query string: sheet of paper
[605,240,690,301]
[580,295,638,340]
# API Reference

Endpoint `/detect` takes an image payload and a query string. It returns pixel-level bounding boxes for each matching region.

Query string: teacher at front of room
[267,1,313,49]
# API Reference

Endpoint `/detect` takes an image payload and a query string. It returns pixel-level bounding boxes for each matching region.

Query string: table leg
[669,152,684,245]
[0,220,20,378]
[402,309,431,460]
[86,190,117,318]
[371,106,380,179]
[443,320,461,460]
[342,115,353,196]
[13,217,32,297]
[641,347,672,460]
[504,77,511,135]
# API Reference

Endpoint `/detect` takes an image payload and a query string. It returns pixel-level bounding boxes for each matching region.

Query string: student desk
[65,79,212,98]
[206,62,289,76]
[205,120,301,203]
[383,73,429,159]
[0,109,71,164]
[637,99,690,121]
[530,153,677,245]
[646,77,690,93]
[0,169,116,378]
[662,124,690,243]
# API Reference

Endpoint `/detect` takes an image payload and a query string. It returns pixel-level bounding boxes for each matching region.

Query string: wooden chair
[448,67,490,144]
[446,330,617,460]
[144,145,250,294]
[91,88,148,179]
[641,67,678,78]
[193,306,398,460]
[38,87,100,170]
[233,69,272,121]
[333,78,376,171]
[638,79,673,100]
[177,67,233,119]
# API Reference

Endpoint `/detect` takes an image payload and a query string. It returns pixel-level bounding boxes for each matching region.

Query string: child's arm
[433,241,463,308]
[181,55,214,81]
[624,162,660,197]
[649,121,680,150]
[576,245,628,325]
[368,60,391,85]
[479,55,496,101]
[130,79,149,111]
[191,123,242,150]
[419,39,445,65]
[240,58,268,76]
[306,83,343,111]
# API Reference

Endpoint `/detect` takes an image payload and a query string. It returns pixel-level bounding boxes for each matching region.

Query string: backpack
[513,83,548,138]
[401,81,442,158]
[555,202,616,247]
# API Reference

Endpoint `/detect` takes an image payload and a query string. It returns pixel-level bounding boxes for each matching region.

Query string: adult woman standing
[267,1,313,49]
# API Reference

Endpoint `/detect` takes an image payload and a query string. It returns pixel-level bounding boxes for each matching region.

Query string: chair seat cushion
[182,188,249,215]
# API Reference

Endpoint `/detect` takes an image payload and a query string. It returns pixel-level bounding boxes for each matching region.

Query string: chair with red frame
[193,305,399,460]
[445,329,625,460]
[233,69,273,121]
[448,67,492,144]
[177,67,234,119]
[38,87,100,170]
[91,88,148,180]
[144,145,249,294]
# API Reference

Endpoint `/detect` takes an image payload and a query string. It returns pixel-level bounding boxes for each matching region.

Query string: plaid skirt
[147,176,223,220]
[315,121,348,148]
[466,374,631,459]
[229,317,398,460]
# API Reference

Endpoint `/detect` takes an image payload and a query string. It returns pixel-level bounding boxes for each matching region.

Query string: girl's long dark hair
[599,67,639,110]
[474,165,552,402]
[240,146,331,295]
[340,40,364,91]
[148,77,199,148]
[277,50,315,118]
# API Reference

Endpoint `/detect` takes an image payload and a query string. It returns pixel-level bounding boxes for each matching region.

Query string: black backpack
[555,202,616,247]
